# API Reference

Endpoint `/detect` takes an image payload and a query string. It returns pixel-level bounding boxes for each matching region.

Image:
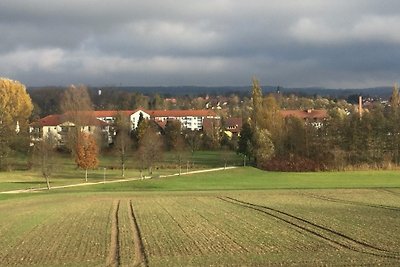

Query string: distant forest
[29,85,393,98]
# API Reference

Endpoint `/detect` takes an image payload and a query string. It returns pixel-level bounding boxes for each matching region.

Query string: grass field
[0,150,243,192]
[1,167,400,266]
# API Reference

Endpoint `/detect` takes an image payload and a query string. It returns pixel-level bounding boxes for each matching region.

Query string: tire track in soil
[302,192,400,212]
[107,200,120,267]
[218,196,400,260]
[378,189,400,197]
[129,200,149,267]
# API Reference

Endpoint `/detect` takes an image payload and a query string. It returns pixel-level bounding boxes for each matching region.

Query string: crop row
[131,195,351,266]
[0,197,112,266]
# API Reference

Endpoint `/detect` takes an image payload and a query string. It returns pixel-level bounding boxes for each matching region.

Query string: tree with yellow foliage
[0,78,33,170]
[75,132,99,182]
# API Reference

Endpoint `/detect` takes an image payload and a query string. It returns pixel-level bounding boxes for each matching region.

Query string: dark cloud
[1,0,400,87]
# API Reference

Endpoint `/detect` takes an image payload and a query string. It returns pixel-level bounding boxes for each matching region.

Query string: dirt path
[0,166,238,194]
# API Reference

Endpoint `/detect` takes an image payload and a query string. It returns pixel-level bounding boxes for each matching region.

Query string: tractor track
[129,200,149,267]
[218,196,400,260]
[302,192,400,212]
[107,200,121,267]
[378,188,400,197]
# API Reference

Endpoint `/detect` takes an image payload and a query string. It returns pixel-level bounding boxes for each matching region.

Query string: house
[280,109,328,128]
[30,109,220,146]
[30,114,110,145]
[223,117,242,137]
[147,109,220,131]
[93,109,151,130]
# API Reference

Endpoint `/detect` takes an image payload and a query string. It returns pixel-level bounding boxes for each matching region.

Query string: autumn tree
[75,132,99,182]
[262,95,284,154]
[113,112,132,178]
[388,84,400,164]
[0,78,33,170]
[241,78,276,167]
[251,77,264,129]
[252,127,275,168]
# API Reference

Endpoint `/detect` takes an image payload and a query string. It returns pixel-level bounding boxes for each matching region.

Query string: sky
[1,0,400,88]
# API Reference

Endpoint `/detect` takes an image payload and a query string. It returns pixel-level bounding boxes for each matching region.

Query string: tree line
[238,78,400,171]
[3,77,400,183]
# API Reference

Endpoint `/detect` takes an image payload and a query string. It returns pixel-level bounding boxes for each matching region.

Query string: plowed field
[1,189,399,266]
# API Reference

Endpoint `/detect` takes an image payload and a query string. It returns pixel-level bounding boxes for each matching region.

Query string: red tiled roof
[93,109,144,117]
[33,114,62,126]
[32,114,108,127]
[224,117,242,128]
[224,117,243,133]
[148,109,218,118]
[280,109,328,120]
[32,109,218,127]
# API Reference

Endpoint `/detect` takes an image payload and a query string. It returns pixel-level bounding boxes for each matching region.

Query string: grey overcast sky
[1,0,400,88]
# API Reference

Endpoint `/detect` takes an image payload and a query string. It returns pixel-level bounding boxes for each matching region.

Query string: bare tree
[113,112,132,178]
[137,126,163,176]
[33,133,57,189]
[60,85,94,156]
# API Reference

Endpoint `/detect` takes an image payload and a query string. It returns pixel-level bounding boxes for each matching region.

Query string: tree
[60,85,94,155]
[164,120,182,151]
[237,121,253,164]
[113,112,132,178]
[75,133,99,182]
[0,78,33,170]
[0,125,12,170]
[33,133,57,189]
[389,84,400,164]
[137,127,163,176]
[251,77,263,130]
[184,129,202,154]
[252,127,275,168]
[262,94,284,154]
[283,116,307,157]
[132,112,150,147]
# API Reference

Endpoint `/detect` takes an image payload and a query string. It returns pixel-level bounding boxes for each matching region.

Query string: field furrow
[1,188,399,266]
[303,192,400,211]
[0,197,111,266]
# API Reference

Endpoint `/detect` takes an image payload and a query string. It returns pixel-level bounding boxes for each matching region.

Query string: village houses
[30,108,220,146]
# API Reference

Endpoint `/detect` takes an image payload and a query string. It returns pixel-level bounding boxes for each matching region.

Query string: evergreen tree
[237,121,253,162]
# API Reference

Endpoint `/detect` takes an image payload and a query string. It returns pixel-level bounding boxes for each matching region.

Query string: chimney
[358,95,363,118]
